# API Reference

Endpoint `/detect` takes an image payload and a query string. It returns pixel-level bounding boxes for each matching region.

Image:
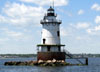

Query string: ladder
[64,49,84,64]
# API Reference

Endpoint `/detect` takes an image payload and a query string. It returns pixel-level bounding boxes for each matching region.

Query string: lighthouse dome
[48,6,54,11]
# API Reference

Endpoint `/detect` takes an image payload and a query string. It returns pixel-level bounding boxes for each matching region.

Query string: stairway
[64,49,84,64]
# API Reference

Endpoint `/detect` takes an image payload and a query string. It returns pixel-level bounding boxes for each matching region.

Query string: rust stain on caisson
[37,52,66,61]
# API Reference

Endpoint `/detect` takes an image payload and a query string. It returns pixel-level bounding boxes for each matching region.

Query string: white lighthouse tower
[37,6,65,61]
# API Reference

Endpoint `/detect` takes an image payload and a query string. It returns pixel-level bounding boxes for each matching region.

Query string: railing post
[85,58,88,65]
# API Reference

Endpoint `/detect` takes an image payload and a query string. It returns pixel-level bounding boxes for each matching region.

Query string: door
[47,46,51,52]
[58,46,61,52]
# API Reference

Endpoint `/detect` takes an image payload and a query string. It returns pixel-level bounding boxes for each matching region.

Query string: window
[57,31,60,37]
[43,39,46,44]
[58,46,61,52]
[53,23,56,26]
[47,46,51,51]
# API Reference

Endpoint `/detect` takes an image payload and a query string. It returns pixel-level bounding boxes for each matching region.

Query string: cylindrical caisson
[37,52,66,61]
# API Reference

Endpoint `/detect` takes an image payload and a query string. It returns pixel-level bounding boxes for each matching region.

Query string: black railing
[40,20,62,24]
[64,49,84,64]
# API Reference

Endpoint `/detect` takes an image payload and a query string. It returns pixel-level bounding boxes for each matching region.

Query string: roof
[48,6,54,11]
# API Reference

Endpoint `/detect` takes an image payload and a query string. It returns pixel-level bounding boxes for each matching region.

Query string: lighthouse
[37,6,65,61]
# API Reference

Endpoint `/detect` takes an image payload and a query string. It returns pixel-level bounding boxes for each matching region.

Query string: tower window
[43,39,46,44]
[47,46,51,51]
[47,12,55,16]
[57,31,60,37]
[58,46,61,52]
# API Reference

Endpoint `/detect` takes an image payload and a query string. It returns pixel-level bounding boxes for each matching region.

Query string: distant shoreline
[0,54,37,58]
[0,54,100,58]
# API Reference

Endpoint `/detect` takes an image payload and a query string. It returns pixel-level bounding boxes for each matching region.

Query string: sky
[0,0,100,54]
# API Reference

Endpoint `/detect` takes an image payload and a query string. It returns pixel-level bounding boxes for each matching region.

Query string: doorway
[47,46,51,51]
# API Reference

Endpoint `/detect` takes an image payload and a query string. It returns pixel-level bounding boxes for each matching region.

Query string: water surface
[0,57,100,72]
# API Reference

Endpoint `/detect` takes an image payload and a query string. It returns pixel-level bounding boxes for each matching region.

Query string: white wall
[41,46,59,52]
[42,23,60,44]
[40,14,62,52]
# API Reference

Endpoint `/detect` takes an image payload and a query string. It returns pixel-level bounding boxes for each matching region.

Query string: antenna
[50,0,54,8]
[52,0,54,8]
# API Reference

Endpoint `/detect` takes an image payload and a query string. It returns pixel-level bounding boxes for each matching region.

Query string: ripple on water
[0,57,100,72]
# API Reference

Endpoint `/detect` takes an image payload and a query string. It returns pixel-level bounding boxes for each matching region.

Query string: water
[0,57,100,72]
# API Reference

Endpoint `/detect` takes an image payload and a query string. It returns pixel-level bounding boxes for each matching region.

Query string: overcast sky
[0,0,100,54]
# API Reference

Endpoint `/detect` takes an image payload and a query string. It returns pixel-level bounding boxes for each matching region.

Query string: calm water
[0,57,100,72]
